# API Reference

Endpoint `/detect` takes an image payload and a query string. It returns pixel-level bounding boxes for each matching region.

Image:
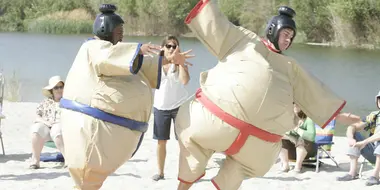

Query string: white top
[153,64,189,110]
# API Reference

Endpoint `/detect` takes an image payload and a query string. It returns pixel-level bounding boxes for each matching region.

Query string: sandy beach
[0,101,378,190]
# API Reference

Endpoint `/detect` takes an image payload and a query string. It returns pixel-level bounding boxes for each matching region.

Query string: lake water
[1,32,380,135]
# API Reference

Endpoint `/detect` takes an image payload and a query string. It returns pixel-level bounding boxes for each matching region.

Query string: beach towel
[40,153,65,162]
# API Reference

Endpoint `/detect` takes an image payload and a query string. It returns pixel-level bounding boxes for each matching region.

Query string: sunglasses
[165,44,177,49]
[53,85,64,90]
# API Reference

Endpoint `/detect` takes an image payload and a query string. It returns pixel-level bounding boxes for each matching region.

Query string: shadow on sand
[0,171,142,181]
[0,153,31,162]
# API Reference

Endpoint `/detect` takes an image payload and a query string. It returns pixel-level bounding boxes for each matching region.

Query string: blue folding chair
[314,119,339,172]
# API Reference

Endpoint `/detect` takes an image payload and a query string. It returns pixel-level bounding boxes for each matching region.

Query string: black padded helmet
[265,6,296,51]
[93,4,124,41]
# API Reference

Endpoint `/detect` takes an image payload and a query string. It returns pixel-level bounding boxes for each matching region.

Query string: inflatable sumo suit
[60,4,162,190]
[175,0,347,189]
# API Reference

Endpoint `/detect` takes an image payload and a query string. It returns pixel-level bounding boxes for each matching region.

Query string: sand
[0,101,378,190]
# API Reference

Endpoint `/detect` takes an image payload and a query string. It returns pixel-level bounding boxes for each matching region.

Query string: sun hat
[42,76,64,98]
[375,90,380,108]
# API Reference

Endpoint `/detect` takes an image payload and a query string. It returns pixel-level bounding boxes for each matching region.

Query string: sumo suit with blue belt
[60,5,163,189]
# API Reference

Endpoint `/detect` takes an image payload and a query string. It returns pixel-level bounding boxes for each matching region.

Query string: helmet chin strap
[274,41,282,52]
[261,39,280,53]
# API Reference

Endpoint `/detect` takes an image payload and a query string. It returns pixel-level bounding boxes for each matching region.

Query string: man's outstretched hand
[139,43,162,56]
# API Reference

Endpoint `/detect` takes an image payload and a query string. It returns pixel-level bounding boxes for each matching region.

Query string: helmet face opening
[265,6,297,52]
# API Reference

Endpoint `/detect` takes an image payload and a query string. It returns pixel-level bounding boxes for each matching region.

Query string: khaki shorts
[30,122,62,141]
[61,109,143,190]
[175,97,281,190]
[281,137,317,160]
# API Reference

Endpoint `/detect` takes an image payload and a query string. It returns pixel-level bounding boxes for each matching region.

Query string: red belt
[195,88,282,155]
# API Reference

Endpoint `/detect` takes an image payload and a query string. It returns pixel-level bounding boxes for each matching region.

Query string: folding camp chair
[0,128,4,155]
[314,119,339,172]
[0,126,4,155]
[44,141,57,149]
[0,74,5,155]
[359,157,367,178]
[358,156,375,178]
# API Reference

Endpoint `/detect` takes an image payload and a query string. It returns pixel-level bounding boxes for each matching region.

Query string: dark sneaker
[277,167,290,174]
[152,174,165,181]
[290,168,302,174]
[336,174,358,181]
[365,176,380,186]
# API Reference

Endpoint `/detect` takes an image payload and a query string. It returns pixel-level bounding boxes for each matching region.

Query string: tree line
[1,0,379,48]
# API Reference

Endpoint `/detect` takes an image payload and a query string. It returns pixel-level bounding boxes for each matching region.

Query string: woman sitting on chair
[279,103,317,173]
[29,76,65,169]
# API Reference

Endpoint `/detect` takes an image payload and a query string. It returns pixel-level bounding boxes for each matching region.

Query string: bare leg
[53,135,65,157]
[157,140,167,176]
[177,182,193,190]
[294,145,307,171]
[279,148,290,171]
[336,155,359,181]
[31,133,45,166]
[372,155,380,178]
[348,156,359,176]
[365,155,380,186]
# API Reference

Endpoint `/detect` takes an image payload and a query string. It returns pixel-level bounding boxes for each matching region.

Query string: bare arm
[353,123,380,149]
[140,47,193,89]
[336,112,362,126]
[363,132,380,144]
[178,65,190,85]
[346,121,366,138]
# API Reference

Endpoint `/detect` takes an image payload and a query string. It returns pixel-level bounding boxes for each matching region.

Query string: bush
[1,0,380,48]
[4,71,21,102]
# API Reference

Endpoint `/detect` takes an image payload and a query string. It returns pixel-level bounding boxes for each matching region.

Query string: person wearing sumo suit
[175,0,347,190]
[59,4,194,190]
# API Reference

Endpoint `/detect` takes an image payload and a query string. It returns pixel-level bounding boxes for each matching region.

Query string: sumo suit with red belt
[174,0,346,189]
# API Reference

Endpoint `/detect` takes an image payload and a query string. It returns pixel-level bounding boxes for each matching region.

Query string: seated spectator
[279,103,317,173]
[336,91,380,186]
[29,76,65,169]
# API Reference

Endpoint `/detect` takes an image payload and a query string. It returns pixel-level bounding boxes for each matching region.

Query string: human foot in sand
[152,174,165,181]
[29,163,40,169]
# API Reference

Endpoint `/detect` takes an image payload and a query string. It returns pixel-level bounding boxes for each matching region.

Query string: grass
[26,8,93,34]
[27,19,93,34]
[3,71,21,102]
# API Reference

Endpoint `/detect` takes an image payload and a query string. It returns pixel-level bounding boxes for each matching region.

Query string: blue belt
[60,98,148,133]
[131,133,144,158]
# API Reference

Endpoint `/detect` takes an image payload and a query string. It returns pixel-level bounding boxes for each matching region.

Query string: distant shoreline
[121,33,380,50]
[305,42,379,50]
[3,30,379,51]
[88,31,380,50]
